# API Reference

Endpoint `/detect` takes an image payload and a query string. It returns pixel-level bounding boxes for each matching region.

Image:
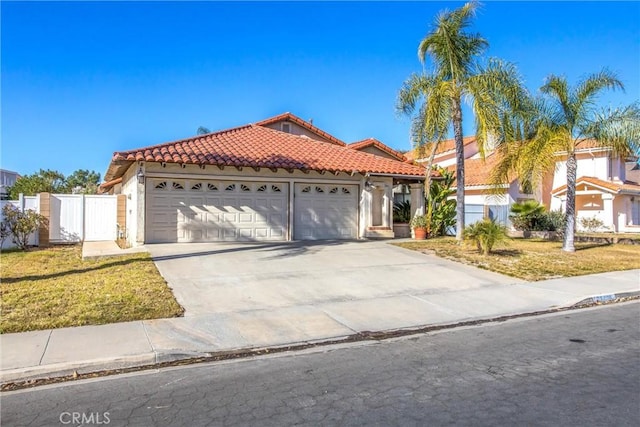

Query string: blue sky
[2,1,639,179]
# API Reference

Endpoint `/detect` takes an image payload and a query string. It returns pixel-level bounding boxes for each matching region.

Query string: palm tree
[397,1,526,241]
[491,70,640,252]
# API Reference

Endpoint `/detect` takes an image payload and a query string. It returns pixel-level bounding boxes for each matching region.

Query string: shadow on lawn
[1,257,148,284]
[574,242,613,251]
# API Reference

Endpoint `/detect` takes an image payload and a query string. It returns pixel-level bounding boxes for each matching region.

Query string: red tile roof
[552,176,640,195]
[106,124,433,181]
[446,152,512,188]
[348,138,407,161]
[405,136,477,162]
[98,177,122,194]
[256,112,346,146]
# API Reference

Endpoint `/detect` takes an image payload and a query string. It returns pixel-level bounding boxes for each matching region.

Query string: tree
[66,169,101,194]
[8,169,66,199]
[463,218,509,256]
[427,167,456,236]
[491,70,640,252]
[1,204,47,250]
[397,1,526,241]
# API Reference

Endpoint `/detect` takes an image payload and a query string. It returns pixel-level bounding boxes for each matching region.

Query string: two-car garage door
[146,178,358,243]
[146,179,288,243]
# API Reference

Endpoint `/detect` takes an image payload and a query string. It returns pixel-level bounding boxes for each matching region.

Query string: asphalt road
[2,302,639,427]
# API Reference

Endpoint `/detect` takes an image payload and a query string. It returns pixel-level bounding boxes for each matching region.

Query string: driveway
[146,240,520,316]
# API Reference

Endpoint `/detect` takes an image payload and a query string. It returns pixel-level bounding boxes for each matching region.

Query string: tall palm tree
[491,69,640,252]
[397,1,526,241]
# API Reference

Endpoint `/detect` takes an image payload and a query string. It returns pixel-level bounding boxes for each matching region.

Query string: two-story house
[407,138,640,233]
[0,169,20,200]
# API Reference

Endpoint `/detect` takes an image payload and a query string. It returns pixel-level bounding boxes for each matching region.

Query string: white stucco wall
[117,162,407,242]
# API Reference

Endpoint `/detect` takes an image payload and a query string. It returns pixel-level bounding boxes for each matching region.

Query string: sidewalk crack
[38,330,53,366]
[141,322,157,362]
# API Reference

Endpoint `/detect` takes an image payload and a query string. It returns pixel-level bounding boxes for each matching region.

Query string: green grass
[394,237,640,281]
[0,245,184,333]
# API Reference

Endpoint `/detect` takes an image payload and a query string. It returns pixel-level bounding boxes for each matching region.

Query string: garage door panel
[294,183,358,240]
[147,179,288,243]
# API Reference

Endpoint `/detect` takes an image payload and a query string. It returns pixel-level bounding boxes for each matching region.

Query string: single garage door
[294,183,358,240]
[146,178,288,243]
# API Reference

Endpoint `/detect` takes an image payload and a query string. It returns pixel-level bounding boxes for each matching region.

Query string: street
[2,302,639,426]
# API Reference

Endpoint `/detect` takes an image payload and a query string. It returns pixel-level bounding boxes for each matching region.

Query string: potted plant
[410,215,429,240]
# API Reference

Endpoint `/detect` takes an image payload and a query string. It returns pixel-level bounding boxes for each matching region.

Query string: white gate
[50,195,84,242]
[84,195,117,241]
[50,194,118,243]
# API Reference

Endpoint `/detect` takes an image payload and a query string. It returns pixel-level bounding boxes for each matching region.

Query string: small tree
[580,216,605,233]
[1,205,47,250]
[427,167,456,236]
[463,218,509,255]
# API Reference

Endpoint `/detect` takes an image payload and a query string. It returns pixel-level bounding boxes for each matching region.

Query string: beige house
[101,113,433,246]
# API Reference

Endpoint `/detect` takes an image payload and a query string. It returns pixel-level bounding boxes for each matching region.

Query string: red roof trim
[348,138,406,161]
[255,112,346,146]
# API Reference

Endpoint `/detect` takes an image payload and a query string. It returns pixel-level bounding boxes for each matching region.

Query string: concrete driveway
[147,240,521,317]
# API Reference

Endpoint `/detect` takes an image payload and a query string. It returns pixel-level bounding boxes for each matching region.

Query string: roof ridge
[114,123,253,156]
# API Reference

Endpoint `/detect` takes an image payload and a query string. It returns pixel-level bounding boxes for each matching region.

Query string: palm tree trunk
[452,96,465,241]
[424,141,440,222]
[562,152,577,252]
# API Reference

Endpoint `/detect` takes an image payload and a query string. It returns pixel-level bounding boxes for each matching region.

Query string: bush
[464,218,509,255]
[580,216,605,232]
[393,200,411,223]
[510,201,566,233]
[1,204,47,250]
[410,214,430,231]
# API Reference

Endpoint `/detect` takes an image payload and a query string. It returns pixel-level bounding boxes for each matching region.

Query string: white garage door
[146,179,288,243]
[294,183,358,240]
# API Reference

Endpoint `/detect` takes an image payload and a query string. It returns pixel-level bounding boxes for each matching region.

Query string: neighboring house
[550,140,640,233]
[407,137,535,227]
[407,136,640,233]
[101,113,433,246]
[0,169,20,200]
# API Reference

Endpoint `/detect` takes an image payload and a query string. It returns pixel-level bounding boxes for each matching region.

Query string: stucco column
[382,184,391,227]
[410,183,425,218]
[602,193,614,231]
[135,164,146,245]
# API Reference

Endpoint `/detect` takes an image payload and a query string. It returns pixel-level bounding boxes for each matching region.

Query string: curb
[2,293,638,392]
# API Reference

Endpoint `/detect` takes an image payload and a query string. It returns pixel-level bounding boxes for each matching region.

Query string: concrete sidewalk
[1,269,638,384]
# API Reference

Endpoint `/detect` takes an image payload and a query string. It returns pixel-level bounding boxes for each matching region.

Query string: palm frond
[583,103,640,156]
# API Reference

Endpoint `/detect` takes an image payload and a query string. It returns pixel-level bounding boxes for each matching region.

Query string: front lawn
[395,237,640,281]
[0,246,184,333]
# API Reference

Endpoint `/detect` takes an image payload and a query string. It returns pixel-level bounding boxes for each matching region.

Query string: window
[301,186,311,193]
[257,185,267,192]
[272,185,282,193]
[225,184,236,192]
[240,184,251,192]
[281,123,291,133]
[329,187,338,194]
[342,187,351,195]
[207,183,218,191]
[172,182,184,190]
[191,183,202,190]
[315,186,324,193]
[155,181,167,190]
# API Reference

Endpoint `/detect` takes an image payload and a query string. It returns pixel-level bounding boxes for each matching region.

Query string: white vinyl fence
[1,193,118,248]
[0,195,39,249]
[49,194,118,243]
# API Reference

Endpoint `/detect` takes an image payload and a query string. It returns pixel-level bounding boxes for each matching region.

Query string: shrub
[1,204,47,250]
[393,200,411,223]
[580,216,605,233]
[541,210,566,232]
[410,214,430,232]
[509,200,545,231]
[463,218,509,255]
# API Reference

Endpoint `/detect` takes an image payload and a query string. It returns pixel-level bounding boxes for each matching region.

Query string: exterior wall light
[137,167,145,185]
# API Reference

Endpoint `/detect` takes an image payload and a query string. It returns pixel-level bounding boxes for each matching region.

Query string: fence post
[117,194,127,240]
[38,192,51,247]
